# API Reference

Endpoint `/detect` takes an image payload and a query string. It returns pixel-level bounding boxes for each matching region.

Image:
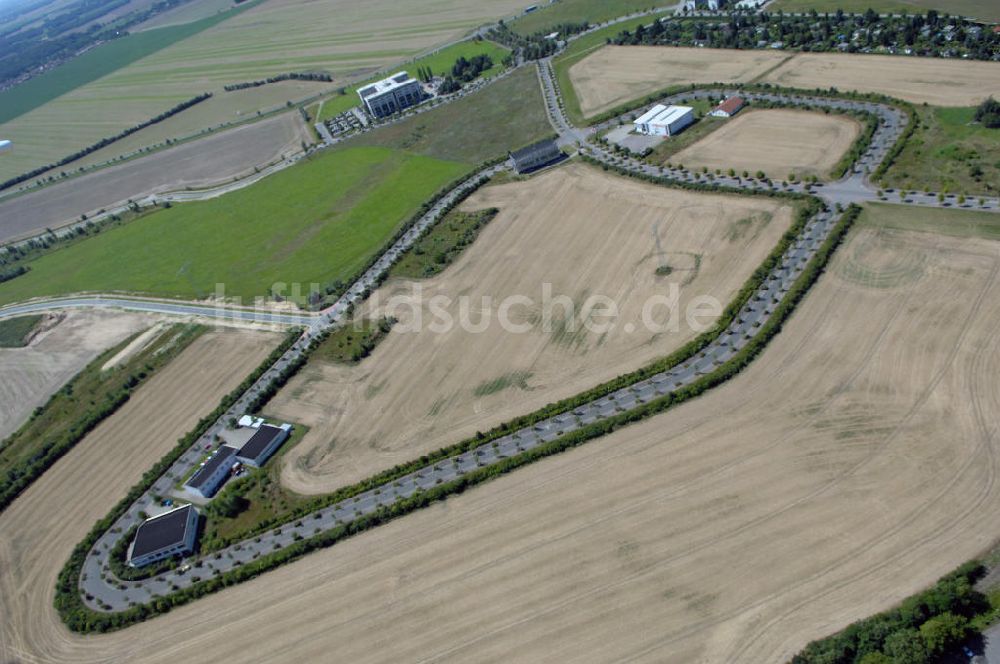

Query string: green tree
[858,653,892,664]
[883,628,929,664]
[919,612,969,655]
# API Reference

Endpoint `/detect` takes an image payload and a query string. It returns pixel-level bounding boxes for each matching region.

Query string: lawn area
[351,66,554,163]
[0,1,260,125]
[201,422,312,547]
[509,0,675,35]
[316,39,511,122]
[388,208,499,280]
[767,0,1000,21]
[0,315,42,348]
[312,317,394,364]
[883,106,1000,197]
[859,202,1000,240]
[552,15,661,125]
[0,324,204,511]
[0,146,468,306]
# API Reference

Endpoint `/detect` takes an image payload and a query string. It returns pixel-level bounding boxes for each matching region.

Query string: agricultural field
[351,66,553,163]
[671,109,862,179]
[568,46,791,117]
[768,0,1000,22]
[761,52,1000,106]
[0,327,281,662]
[508,0,676,35]
[267,163,796,494]
[0,314,41,348]
[0,0,529,182]
[883,105,1000,197]
[4,205,1000,662]
[0,111,310,243]
[0,311,151,432]
[315,39,511,122]
[0,146,466,305]
[133,0,237,31]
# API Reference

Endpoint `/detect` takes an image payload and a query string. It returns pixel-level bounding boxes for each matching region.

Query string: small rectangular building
[633,105,695,137]
[183,446,237,499]
[235,423,292,468]
[127,504,199,568]
[710,96,746,118]
[509,139,565,174]
[357,72,424,118]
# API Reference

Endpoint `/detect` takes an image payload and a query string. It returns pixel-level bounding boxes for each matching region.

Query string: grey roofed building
[183,445,237,499]
[357,71,424,118]
[235,423,291,468]
[509,139,565,174]
[127,504,199,568]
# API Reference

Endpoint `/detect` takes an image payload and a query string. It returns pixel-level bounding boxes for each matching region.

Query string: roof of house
[358,71,417,98]
[131,504,196,558]
[646,106,694,125]
[634,104,668,125]
[510,139,561,166]
[237,424,287,462]
[715,96,745,114]
[184,446,236,490]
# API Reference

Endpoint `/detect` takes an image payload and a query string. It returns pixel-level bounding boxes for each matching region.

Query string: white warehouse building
[357,72,424,118]
[633,105,695,137]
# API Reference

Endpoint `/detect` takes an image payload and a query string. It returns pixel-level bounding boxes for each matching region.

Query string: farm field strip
[0,112,310,244]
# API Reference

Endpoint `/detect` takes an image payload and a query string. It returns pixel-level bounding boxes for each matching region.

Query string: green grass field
[884,106,1000,197]
[859,202,1000,240]
[389,208,498,280]
[0,315,42,347]
[767,0,1000,21]
[352,66,554,163]
[0,146,467,306]
[317,39,511,122]
[0,1,260,125]
[509,0,675,35]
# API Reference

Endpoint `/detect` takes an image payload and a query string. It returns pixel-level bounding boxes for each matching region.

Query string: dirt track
[269,164,794,495]
[0,327,279,663]
[672,109,862,179]
[568,46,789,116]
[0,112,308,244]
[0,310,154,434]
[2,206,998,662]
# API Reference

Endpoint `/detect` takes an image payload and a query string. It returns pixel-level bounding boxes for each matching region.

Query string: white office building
[357,72,424,118]
[633,105,695,137]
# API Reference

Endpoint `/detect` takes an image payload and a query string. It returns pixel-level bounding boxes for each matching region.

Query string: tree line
[0,92,212,193]
[975,97,1000,129]
[223,71,333,92]
[437,54,495,93]
[488,20,589,61]
[613,9,1000,60]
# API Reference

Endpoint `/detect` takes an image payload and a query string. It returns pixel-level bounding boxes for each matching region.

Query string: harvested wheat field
[762,52,1000,106]
[0,310,154,433]
[3,205,1000,663]
[672,109,861,179]
[0,327,280,662]
[568,46,790,116]
[0,112,308,243]
[269,163,795,494]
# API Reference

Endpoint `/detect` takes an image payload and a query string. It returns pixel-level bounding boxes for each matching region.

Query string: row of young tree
[488,20,589,61]
[0,93,212,193]
[613,10,1000,60]
[223,71,333,92]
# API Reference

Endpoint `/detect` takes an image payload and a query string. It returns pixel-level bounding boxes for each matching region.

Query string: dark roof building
[183,446,236,499]
[235,423,291,468]
[509,139,565,174]
[127,504,199,568]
